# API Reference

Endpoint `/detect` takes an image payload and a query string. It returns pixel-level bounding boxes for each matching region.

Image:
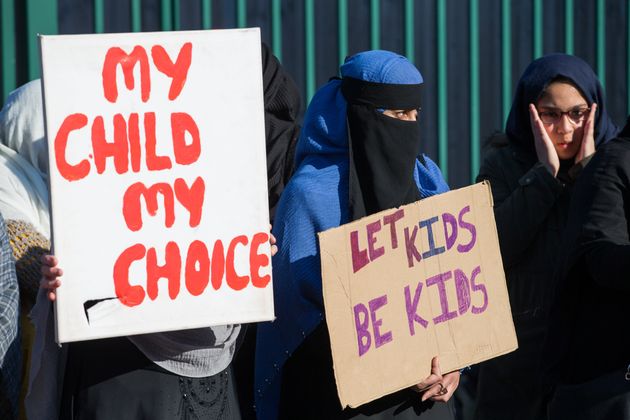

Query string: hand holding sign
[414,357,460,402]
[40,28,274,342]
[319,182,517,408]
[40,230,278,302]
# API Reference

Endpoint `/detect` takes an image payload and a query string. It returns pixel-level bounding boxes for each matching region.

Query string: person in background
[255,50,459,420]
[543,116,630,419]
[473,54,618,420]
[0,79,52,420]
[0,214,20,419]
[31,41,300,420]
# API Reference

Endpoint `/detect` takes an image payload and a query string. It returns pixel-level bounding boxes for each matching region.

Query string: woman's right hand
[529,103,560,177]
[40,254,62,302]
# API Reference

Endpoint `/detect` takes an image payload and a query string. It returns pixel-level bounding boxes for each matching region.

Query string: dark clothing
[548,369,630,420]
[477,143,570,322]
[261,42,301,222]
[60,336,240,420]
[474,142,573,420]
[545,135,630,394]
[279,323,455,420]
[231,42,301,420]
[474,53,619,420]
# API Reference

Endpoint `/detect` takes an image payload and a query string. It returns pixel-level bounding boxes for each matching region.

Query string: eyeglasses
[538,107,590,125]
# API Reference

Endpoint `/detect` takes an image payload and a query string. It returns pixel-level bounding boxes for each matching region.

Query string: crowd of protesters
[0,41,628,420]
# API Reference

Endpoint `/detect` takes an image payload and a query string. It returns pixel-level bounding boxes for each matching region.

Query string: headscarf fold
[0,80,51,239]
[255,50,448,420]
[261,43,301,221]
[505,53,618,156]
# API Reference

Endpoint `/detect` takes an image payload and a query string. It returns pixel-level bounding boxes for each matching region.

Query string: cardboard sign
[319,182,517,408]
[40,28,274,343]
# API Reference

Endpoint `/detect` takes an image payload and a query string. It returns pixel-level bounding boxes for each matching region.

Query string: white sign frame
[40,28,274,343]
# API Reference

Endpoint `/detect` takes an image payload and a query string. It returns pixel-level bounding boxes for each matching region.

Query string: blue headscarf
[506,53,618,156]
[254,51,448,420]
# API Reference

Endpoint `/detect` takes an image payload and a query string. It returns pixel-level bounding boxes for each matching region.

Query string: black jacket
[476,140,574,325]
[546,131,630,384]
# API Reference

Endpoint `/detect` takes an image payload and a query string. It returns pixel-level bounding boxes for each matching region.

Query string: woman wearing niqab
[255,50,457,420]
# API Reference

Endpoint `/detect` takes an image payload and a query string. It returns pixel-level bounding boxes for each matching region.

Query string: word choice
[113,233,270,307]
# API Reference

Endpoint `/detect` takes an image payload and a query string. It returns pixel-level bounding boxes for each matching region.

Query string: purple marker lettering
[470,266,488,314]
[419,217,446,258]
[353,303,372,356]
[366,220,385,262]
[442,212,458,250]
[383,209,405,249]
[369,295,392,349]
[404,226,422,268]
[350,230,370,273]
[454,268,471,315]
[404,282,428,336]
[457,205,477,253]
[426,271,458,324]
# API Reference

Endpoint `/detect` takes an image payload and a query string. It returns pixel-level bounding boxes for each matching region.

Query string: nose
[556,113,574,134]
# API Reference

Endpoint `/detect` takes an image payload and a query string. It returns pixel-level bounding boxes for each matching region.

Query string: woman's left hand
[415,356,460,403]
[425,370,460,402]
[576,103,597,164]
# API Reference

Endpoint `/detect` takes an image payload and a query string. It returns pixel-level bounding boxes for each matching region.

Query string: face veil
[341,76,423,221]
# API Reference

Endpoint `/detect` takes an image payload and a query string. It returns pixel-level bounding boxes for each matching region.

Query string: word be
[353,265,488,357]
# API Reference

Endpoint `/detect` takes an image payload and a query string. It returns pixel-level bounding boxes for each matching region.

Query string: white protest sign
[319,182,517,408]
[40,28,273,343]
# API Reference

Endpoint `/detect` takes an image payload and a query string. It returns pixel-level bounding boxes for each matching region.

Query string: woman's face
[536,81,589,160]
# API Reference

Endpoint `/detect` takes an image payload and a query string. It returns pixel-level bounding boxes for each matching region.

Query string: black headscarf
[505,53,618,157]
[340,68,423,221]
[261,43,301,221]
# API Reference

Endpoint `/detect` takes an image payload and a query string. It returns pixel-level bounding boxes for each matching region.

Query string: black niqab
[341,77,423,221]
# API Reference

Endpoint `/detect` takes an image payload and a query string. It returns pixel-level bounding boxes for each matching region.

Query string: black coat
[476,141,573,325]
[474,139,580,420]
[546,129,630,386]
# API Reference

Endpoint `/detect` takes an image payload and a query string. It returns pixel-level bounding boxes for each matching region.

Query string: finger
[587,103,597,134]
[528,104,549,143]
[41,265,63,279]
[47,290,57,302]
[528,103,540,121]
[270,233,277,245]
[41,254,58,268]
[429,371,460,402]
[421,383,445,402]
[431,356,442,376]
[40,278,61,290]
[415,374,442,392]
[428,386,451,402]
[270,244,278,257]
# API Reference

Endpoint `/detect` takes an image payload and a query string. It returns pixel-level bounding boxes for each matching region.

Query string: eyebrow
[537,104,588,110]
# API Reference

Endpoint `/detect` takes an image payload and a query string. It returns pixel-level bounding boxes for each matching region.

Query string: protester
[473,54,618,420]
[0,79,52,420]
[543,117,630,419]
[31,41,300,420]
[255,50,459,420]
[0,215,20,419]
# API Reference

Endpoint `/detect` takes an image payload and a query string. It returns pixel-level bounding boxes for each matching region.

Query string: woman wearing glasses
[473,54,618,420]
